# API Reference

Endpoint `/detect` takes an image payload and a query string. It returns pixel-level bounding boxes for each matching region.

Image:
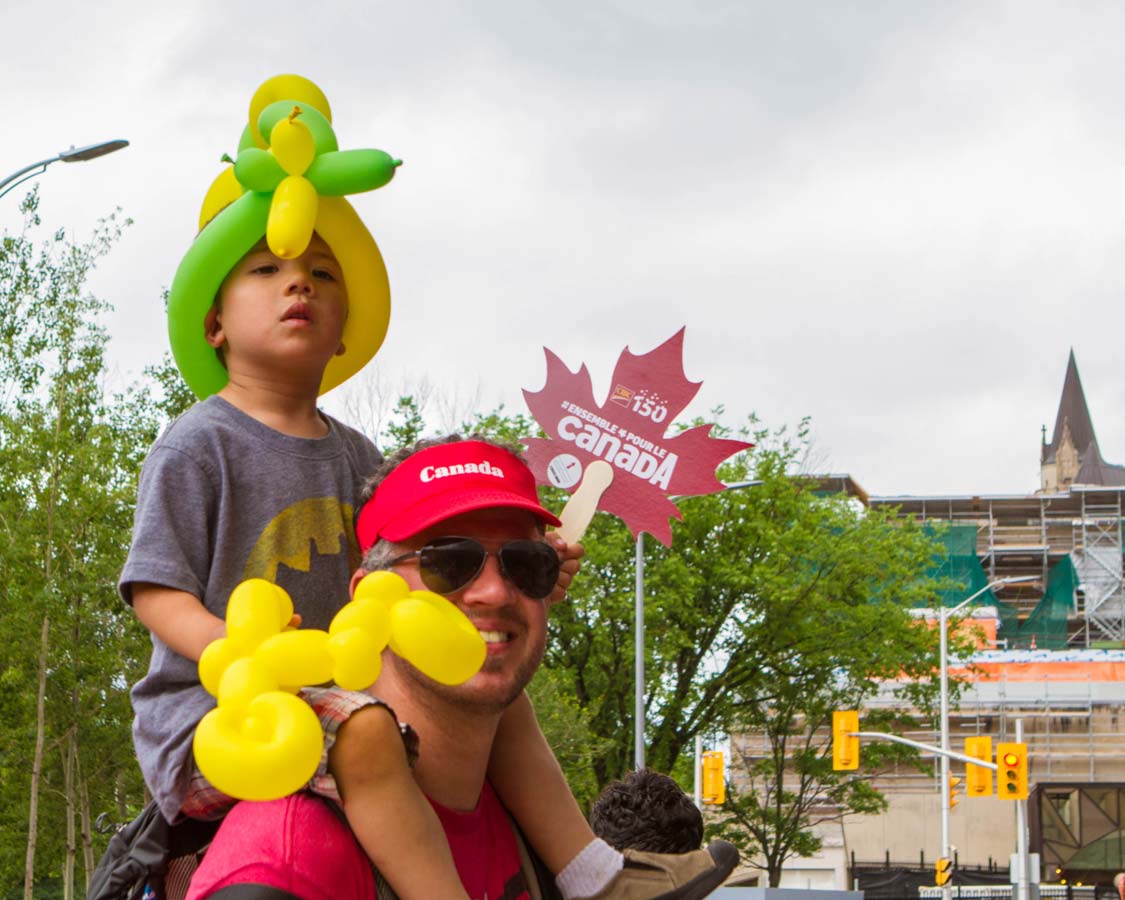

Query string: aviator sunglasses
[389,536,561,600]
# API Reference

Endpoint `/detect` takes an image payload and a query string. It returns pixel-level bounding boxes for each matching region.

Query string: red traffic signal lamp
[832,711,860,771]
[965,736,993,797]
[935,857,953,886]
[996,742,1028,800]
[701,750,725,805]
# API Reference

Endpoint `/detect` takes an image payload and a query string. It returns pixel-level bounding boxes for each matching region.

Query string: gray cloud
[3,0,1122,497]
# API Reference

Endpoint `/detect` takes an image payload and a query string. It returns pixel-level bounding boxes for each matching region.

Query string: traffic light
[949,776,961,810]
[935,857,953,886]
[702,750,725,805]
[832,710,860,771]
[965,736,993,797]
[996,742,1028,800]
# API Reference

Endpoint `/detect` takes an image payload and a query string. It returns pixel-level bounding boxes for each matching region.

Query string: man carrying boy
[186,437,738,900]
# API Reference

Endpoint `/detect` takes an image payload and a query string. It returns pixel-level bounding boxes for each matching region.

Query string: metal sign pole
[634,532,645,770]
[1016,719,1029,900]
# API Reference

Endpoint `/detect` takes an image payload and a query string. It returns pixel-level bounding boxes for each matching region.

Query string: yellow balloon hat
[168,74,401,399]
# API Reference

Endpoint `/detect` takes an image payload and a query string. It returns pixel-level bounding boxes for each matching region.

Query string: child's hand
[546,534,584,607]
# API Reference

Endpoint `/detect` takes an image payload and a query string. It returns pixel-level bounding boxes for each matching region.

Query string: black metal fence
[850,858,1119,900]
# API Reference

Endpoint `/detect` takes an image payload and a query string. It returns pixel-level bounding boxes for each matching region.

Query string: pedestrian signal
[832,710,859,771]
[935,858,953,886]
[949,776,961,810]
[997,742,1028,800]
[702,751,725,805]
[965,736,993,797]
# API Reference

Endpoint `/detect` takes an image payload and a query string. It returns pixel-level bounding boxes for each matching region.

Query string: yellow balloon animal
[192,574,486,801]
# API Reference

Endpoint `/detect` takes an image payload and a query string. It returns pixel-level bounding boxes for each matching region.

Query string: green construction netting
[1021,554,1077,650]
[921,525,1073,649]
[923,524,998,608]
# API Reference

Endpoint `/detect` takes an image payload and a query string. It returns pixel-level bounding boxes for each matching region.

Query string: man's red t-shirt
[186,781,530,900]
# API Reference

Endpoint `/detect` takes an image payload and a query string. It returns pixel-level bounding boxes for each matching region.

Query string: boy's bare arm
[131,584,226,662]
[488,691,595,874]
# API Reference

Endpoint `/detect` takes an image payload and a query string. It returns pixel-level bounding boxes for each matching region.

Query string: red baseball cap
[356,440,561,551]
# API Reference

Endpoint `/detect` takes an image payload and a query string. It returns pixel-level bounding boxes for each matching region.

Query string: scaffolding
[871,487,1125,649]
[1074,490,1125,644]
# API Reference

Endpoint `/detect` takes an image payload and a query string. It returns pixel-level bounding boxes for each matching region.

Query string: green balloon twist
[307,150,403,196]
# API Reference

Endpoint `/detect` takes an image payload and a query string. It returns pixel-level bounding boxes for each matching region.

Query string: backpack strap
[207,887,305,900]
[87,801,171,900]
[507,811,563,900]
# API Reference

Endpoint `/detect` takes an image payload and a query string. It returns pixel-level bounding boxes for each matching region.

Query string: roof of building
[869,485,1125,513]
[1074,439,1125,487]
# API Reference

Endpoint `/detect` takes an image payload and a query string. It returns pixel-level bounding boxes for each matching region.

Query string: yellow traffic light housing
[996,742,1028,800]
[935,857,953,886]
[701,750,725,805]
[832,711,860,771]
[949,776,961,809]
[965,736,993,797]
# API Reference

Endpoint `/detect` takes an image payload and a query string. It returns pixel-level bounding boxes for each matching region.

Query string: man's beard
[392,625,546,714]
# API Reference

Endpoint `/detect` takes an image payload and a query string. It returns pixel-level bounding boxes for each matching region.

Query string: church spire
[1043,349,1098,466]
[1039,350,1125,490]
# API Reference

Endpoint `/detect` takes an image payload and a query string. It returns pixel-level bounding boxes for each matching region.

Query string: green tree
[0,192,157,900]
[540,418,945,814]
[710,685,934,886]
[525,668,613,811]
[381,395,427,451]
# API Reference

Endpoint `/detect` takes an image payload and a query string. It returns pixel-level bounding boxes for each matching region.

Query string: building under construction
[730,353,1125,894]
[872,350,1125,650]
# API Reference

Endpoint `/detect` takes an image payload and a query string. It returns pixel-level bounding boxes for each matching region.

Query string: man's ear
[348,567,367,598]
[335,340,346,357]
[204,306,225,349]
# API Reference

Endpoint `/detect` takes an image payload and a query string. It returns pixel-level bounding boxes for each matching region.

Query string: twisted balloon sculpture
[193,573,486,801]
[169,74,400,399]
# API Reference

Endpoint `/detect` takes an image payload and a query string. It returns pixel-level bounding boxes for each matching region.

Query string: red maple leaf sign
[523,328,753,546]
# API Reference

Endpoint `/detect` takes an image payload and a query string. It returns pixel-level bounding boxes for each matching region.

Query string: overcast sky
[4,1,1123,498]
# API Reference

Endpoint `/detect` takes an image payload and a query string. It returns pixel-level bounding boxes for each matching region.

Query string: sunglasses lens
[500,540,560,600]
[418,538,487,594]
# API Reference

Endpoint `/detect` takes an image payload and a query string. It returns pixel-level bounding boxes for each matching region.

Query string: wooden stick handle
[555,460,614,544]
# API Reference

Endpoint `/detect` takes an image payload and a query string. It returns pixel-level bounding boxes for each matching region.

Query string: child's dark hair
[590,769,703,854]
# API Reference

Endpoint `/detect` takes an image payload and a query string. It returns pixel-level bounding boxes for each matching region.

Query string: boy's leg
[329,702,471,900]
[488,691,598,874]
[488,693,738,900]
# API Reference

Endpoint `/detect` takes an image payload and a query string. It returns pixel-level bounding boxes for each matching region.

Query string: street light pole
[633,479,761,770]
[0,140,129,200]
[938,575,1036,900]
[634,532,645,769]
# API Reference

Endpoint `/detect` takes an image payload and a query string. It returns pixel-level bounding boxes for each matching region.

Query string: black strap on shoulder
[207,887,305,900]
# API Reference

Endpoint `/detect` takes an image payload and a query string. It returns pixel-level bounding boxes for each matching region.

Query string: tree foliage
[0,192,161,899]
[538,416,938,775]
[466,409,947,862]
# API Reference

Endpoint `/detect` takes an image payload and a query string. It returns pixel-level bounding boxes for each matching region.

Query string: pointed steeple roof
[1043,350,1098,465]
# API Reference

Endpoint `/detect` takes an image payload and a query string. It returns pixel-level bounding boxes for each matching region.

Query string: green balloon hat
[168,74,401,399]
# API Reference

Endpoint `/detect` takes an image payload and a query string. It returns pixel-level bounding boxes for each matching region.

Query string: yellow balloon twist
[192,573,487,801]
[264,108,319,259]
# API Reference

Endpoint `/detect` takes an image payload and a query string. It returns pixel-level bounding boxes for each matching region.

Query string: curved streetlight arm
[0,140,129,201]
[0,157,57,200]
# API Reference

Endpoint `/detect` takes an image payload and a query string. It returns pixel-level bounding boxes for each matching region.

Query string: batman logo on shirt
[241,496,361,582]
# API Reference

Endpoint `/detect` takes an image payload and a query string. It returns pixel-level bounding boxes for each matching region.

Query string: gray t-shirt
[120,396,382,822]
